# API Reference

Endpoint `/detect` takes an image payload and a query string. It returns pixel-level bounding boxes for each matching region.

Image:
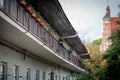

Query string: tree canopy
[97,30,120,80]
[92,39,101,46]
[83,40,102,80]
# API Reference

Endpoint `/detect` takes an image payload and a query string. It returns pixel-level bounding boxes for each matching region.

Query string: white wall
[0,44,71,80]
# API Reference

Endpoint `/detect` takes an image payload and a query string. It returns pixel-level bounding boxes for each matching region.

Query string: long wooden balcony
[0,0,85,72]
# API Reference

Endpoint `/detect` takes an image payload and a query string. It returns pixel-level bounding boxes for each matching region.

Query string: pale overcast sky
[59,0,120,42]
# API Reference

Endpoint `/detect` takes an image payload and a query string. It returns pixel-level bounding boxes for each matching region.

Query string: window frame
[36,70,40,80]
[26,69,31,80]
[42,71,46,80]
[14,65,19,80]
[0,61,7,80]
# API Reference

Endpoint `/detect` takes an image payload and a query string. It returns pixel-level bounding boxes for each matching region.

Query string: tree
[92,39,101,46]
[97,30,120,80]
[83,41,103,79]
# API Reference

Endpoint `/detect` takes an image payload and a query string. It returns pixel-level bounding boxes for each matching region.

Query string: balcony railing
[0,0,81,67]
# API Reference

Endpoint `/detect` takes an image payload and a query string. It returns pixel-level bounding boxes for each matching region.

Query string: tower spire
[106,0,110,16]
[103,0,111,20]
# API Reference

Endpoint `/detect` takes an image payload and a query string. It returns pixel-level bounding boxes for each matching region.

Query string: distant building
[100,5,120,52]
[0,0,90,80]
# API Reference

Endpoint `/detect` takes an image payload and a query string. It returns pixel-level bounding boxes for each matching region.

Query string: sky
[58,0,120,42]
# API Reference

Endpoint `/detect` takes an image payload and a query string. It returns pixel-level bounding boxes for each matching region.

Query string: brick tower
[100,5,120,52]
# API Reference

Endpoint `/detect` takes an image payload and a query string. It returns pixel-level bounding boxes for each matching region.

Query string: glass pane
[0,62,7,80]
[26,69,31,80]
[14,66,19,80]
[36,71,39,80]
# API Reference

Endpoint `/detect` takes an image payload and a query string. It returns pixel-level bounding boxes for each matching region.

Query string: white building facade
[0,0,89,80]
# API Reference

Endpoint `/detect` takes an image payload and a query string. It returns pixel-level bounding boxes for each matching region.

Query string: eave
[29,0,90,59]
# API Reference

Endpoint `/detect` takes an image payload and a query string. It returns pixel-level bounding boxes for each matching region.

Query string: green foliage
[92,39,101,46]
[109,30,120,41]
[76,73,94,80]
[97,30,120,80]
[96,68,109,80]
[68,48,73,54]
[116,20,120,24]
[84,43,102,73]
[36,12,41,18]
[64,73,94,80]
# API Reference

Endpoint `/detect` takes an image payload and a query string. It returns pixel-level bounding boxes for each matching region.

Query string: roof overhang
[29,0,90,59]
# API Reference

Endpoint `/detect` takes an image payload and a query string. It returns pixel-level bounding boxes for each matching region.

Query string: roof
[103,13,110,20]
[29,0,90,59]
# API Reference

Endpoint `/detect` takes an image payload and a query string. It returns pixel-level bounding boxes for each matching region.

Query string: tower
[100,1,120,52]
[100,5,112,52]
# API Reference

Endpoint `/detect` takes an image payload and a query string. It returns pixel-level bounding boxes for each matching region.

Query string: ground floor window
[36,70,40,80]
[26,69,31,80]
[42,72,46,80]
[14,65,19,80]
[0,62,7,80]
[55,75,57,80]
[49,70,54,80]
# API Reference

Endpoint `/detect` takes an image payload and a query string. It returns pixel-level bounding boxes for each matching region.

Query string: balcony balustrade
[0,0,81,67]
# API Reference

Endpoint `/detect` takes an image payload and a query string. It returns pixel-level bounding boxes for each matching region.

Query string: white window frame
[0,62,7,80]
[14,65,19,80]
[26,69,31,80]
[42,72,46,80]
[36,70,40,80]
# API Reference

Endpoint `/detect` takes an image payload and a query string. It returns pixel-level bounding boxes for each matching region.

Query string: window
[55,75,57,80]
[36,70,40,80]
[0,62,7,80]
[42,72,46,80]
[26,69,31,80]
[14,65,19,80]
[49,71,54,80]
